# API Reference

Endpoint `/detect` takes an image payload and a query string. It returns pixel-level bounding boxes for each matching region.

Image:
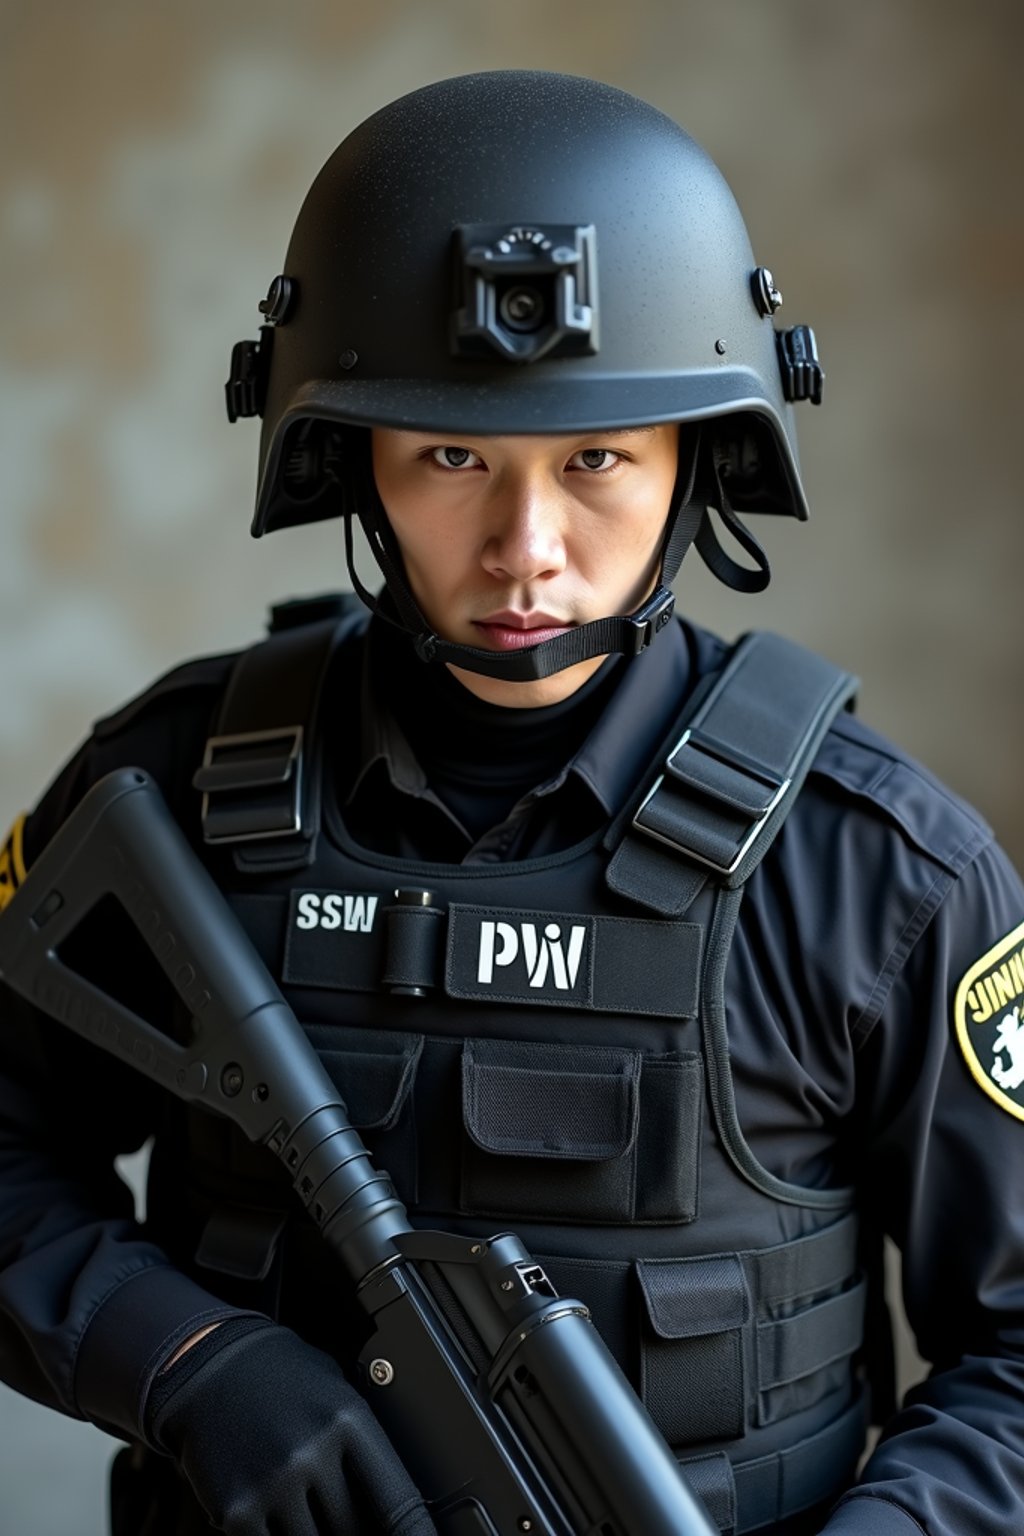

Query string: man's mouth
[472,612,574,651]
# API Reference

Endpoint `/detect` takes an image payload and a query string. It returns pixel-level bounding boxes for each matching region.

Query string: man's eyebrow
[590,426,656,438]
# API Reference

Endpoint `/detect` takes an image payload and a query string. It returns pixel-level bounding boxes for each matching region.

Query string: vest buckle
[632,728,790,876]
[193,726,304,845]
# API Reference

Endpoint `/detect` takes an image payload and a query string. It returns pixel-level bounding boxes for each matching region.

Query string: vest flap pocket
[462,1039,641,1161]
[638,1254,750,1339]
[304,1024,423,1130]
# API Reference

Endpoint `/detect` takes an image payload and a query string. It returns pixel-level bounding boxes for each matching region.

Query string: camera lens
[499,285,545,333]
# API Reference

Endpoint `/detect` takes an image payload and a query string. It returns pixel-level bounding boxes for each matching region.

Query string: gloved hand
[145,1316,437,1536]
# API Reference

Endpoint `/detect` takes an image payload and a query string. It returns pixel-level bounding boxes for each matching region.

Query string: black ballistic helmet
[227,71,824,681]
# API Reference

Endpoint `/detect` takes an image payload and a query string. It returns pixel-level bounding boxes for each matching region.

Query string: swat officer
[2,70,1024,1536]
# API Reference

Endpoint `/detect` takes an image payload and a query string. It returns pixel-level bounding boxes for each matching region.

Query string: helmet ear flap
[714,428,764,498]
[260,420,365,531]
[710,416,805,520]
[280,419,333,503]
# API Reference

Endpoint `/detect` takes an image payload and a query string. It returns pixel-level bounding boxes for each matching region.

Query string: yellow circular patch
[0,813,27,915]
[954,918,1024,1122]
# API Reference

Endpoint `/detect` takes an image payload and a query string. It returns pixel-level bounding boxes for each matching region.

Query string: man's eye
[430,446,480,470]
[570,448,620,472]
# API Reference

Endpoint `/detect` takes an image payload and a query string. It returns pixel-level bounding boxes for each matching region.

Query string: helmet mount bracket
[226,326,274,422]
[777,325,824,406]
[225,275,294,423]
[451,223,599,363]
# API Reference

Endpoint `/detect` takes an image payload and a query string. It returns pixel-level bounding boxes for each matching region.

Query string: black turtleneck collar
[340,611,695,861]
[366,620,624,839]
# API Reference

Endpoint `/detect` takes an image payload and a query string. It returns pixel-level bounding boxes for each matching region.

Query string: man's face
[371,424,681,708]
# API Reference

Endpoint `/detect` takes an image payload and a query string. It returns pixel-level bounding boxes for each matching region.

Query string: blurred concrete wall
[1,1,1021,1528]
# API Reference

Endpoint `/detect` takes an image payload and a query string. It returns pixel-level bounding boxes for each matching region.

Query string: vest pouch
[303,1023,423,1203]
[634,1050,703,1221]
[637,1254,750,1446]
[460,1038,640,1222]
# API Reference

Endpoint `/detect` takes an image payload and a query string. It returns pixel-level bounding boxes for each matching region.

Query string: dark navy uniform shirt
[1,612,1023,1536]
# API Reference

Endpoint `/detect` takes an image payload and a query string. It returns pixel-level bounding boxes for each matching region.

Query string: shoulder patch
[0,814,27,913]
[955,920,1024,1121]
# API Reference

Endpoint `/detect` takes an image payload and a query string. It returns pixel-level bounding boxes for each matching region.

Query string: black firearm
[0,769,716,1536]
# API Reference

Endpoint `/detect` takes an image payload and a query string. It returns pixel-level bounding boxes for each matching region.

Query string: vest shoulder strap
[607,631,858,916]
[192,593,365,873]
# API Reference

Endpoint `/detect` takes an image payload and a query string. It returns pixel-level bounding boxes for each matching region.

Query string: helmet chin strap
[340,426,769,683]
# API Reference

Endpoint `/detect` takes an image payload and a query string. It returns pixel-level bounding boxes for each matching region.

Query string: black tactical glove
[145,1316,437,1536]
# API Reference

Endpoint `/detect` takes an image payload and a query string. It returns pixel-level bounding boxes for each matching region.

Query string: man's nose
[480,479,568,582]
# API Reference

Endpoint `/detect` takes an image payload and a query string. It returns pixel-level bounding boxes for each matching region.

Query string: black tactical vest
[149,603,865,1536]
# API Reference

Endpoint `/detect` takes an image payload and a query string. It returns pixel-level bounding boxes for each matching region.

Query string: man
[1,70,1023,1536]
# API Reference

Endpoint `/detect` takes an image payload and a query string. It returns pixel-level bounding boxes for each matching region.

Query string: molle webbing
[680,1393,865,1534]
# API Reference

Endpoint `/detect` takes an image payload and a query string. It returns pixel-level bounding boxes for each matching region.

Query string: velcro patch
[954,919,1024,1121]
[445,906,701,1017]
[282,889,385,992]
[0,814,27,915]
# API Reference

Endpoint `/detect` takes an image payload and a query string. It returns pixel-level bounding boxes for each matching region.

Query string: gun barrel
[498,1307,712,1535]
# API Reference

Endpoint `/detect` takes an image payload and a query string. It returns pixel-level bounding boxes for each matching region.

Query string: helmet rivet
[339,348,359,370]
[714,338,727,355]
[751,266,783,317]
[258,274,294,325]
